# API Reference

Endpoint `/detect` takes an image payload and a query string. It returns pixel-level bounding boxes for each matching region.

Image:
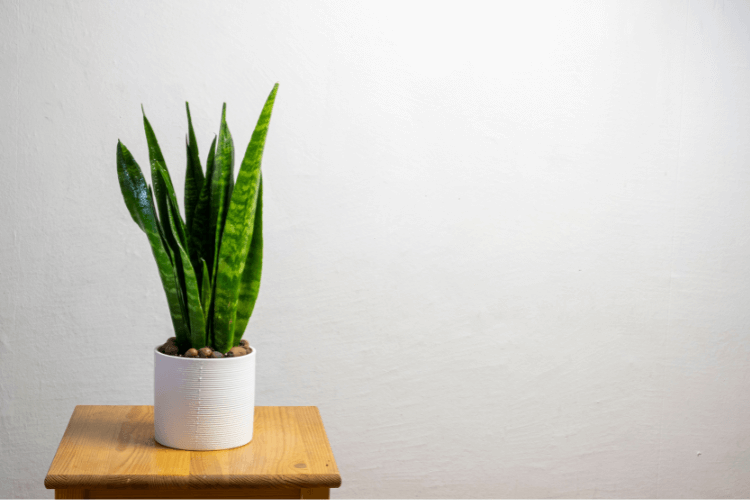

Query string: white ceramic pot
[154,346,256,451]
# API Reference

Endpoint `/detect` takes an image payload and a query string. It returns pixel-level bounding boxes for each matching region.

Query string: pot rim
[154,345,255,361]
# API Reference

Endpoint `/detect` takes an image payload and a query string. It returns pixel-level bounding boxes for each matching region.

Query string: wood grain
[45,406,341,493]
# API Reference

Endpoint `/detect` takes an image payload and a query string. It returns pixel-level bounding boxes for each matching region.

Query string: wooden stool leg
[300,488,329,499]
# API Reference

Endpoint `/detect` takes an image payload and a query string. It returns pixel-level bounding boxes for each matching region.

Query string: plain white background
[2,0,750,498]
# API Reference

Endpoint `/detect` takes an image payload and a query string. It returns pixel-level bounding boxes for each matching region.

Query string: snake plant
[116,84,279,354]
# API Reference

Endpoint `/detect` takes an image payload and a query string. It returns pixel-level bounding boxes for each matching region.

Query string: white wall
[1,0,750,497]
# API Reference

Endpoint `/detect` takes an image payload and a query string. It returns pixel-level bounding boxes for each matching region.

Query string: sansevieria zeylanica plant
[116,84,279,354]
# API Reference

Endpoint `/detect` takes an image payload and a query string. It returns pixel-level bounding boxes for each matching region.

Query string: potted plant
[115,84,279,450]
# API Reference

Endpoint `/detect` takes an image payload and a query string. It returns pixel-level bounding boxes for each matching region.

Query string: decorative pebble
[156,337,256,358]
[229,346,247,357]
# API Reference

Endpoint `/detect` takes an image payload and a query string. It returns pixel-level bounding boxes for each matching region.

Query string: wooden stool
[45,406,342,499]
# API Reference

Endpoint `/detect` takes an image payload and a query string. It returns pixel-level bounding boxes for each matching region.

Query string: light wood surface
[45,406,340,498]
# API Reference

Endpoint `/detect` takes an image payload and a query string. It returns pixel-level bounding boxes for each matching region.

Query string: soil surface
[157,338,253,358]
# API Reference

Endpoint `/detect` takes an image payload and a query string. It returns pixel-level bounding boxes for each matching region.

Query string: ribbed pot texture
[154,346,256,450]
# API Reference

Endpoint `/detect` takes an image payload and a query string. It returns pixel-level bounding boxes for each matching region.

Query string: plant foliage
[116,84,279,353]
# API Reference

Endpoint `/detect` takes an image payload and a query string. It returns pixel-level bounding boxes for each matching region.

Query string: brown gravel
[230,346,248,357]
[157,339,251,358]
[163,343,179,356]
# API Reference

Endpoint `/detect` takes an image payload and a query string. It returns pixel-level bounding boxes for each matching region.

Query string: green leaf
[206,135,217,185]
[185,103,204,244]
[209,104,236,352]
[172,265,191,343]
[116,140,190,349]
[163,181,206,349]
[190,135,217,282]
[155,161,188,248]
[233,174,263,340]
[142,108,187,250]
[210,104,235,282]
[153,205,173,265]
[200,258,211,319]
[150,160,190,316]
[193,136,218,350]
[117,144,152,233]
[213,83,278,352]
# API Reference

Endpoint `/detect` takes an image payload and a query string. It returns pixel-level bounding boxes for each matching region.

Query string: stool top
[45,405,341,490]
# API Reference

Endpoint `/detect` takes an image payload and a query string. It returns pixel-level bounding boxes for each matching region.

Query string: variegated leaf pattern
[116,141,190,348]
[208,105,235,351]
[142,110,187,250]
[233,174,263,340]
[190,135,217,284]
[163,180,206,349]
[185,102,204,246]
[214,84,278,351]
[200,258,211,318]
[118,85,278,351]
[209,104,234,282]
